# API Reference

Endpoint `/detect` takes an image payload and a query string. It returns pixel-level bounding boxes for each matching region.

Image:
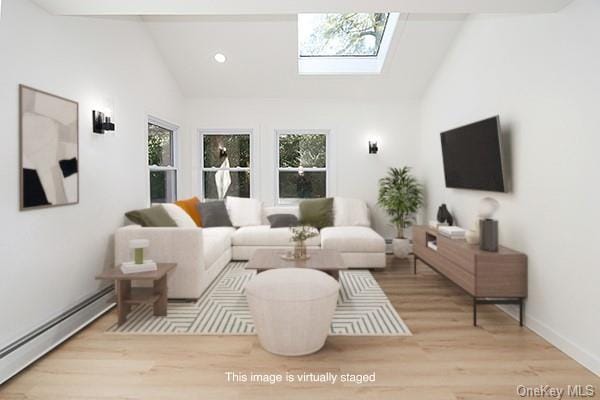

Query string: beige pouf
[245,268,340,356]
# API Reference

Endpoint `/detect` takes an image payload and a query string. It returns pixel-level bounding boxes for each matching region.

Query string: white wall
[418,0,600,374]
[184,98,420,238]
[0,0,185,348]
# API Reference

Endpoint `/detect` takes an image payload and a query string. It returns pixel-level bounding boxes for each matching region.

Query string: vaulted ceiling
[142,14,464,100]
[30,0,574,100]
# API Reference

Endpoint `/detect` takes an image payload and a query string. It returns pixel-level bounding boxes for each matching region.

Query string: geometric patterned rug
[106,262,411,336]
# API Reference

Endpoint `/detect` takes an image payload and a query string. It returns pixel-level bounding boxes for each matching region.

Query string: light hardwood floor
[1,257,598,399]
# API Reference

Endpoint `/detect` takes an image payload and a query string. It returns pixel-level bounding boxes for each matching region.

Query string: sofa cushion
[203,227,235,269]
[333,197,370,227]
[267,214,299,228]
[162,203,197,228]
[198,200,233,227]
[175,197,202,226]
[232,225,320,247]
[320,227,385,253]
[299,198,334,229]
[125,205,177,227]
[226,196,262,227]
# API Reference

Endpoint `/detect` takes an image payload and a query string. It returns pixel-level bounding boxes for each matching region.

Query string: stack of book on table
[429,220,448,230]
[120,260,157,274]
[438,226,466,239]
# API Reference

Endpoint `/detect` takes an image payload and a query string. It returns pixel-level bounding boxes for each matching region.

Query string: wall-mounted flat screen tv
[440,116,506,192]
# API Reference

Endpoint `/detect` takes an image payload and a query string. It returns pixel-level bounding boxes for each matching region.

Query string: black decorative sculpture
[436,204,454,226]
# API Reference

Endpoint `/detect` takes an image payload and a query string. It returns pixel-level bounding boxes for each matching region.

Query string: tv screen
[440,116,506,192]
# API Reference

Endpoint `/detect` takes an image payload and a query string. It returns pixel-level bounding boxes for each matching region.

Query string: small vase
[294,240,307,259]
[134,248,144,264]
[446,212,454,226]
[437,204,446,223]
[465,229,480,245]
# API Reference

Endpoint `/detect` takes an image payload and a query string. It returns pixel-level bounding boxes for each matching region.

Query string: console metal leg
[519,298,524,327]
[413,255,417,275]
[473,298,523,327]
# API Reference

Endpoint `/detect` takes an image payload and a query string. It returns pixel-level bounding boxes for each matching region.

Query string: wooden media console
[412,225,527,326]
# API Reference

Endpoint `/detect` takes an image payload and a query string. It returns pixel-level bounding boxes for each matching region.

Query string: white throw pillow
[161,203,197,228]
[226,196,263,227]
[333,197,370,227]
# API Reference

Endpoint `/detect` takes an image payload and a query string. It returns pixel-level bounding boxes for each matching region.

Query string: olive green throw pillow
[298,198,334,229]
[125,205,177,227]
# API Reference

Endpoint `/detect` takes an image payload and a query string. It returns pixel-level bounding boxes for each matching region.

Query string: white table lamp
[478,197,500,219]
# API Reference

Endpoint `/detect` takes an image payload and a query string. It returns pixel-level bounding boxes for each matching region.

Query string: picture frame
[19,85,79,210]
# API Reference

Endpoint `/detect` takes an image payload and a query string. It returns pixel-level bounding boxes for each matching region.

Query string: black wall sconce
[368,141,379,154]
[93,110,115,134]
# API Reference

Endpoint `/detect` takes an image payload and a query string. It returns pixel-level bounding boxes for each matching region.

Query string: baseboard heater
[0,286,115,385]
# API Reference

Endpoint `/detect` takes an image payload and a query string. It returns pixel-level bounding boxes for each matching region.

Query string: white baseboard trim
[497,305,600,376]
[0,287,115,385]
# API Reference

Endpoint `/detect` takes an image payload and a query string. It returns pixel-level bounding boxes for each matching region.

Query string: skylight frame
[297,13,401,75]
[298,13,391,58]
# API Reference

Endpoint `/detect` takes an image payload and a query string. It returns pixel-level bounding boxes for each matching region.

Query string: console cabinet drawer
[412,225,526,301]
[414,245,475,295]
[437,235,476,274]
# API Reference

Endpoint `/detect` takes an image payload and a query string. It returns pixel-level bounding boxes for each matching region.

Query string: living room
[1,0,599,398]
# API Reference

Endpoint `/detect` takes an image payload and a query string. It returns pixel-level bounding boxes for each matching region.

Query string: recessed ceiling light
[214,53,226,63]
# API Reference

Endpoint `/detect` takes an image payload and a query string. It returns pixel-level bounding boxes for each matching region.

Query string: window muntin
[298,13,389,57]
[277,131,328,202]
[200,132,252,200]
[148,121,177,203]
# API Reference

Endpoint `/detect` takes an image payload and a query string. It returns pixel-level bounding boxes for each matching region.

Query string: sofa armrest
[114,225,206,298]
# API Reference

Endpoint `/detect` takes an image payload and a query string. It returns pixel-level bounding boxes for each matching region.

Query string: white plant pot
[392,238,412,259]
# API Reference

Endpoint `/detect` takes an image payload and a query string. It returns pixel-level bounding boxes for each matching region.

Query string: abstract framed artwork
[19,85,79,210]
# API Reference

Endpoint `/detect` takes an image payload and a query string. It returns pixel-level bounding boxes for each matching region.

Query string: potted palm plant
[378,167,424,258]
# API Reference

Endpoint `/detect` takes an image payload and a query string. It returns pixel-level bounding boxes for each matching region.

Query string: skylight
[299,13,390,57]
[297,13,400,75]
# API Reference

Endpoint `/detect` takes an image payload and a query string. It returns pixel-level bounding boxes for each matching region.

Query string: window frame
[198,129,255,200]
[297,13,401,75]
[147,116,179,205]
[298,13,391,58]
[275,129,331,205]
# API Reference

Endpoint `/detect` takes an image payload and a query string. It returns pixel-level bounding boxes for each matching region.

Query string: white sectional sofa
[232,206,320,260]
[115,226,235,299]
[320,227,386,269]
[115,198,386,299]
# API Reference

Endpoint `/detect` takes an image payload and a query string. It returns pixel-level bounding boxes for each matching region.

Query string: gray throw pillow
[267,214,299,228]
[197,200,233,227]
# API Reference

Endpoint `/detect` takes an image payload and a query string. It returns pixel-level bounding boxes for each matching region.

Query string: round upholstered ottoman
[245,268,340,356]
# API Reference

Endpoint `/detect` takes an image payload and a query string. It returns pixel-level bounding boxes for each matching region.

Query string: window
[148,119,178,203]
[200,131,252,200]
[277,131,328,203]
[299,13,390,57]
[297,13,400,75]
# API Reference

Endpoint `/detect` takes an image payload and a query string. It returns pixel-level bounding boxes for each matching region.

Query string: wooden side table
[96,263,176,325]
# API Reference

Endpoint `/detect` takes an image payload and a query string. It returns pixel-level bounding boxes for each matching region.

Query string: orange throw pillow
[175,197,202,226]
